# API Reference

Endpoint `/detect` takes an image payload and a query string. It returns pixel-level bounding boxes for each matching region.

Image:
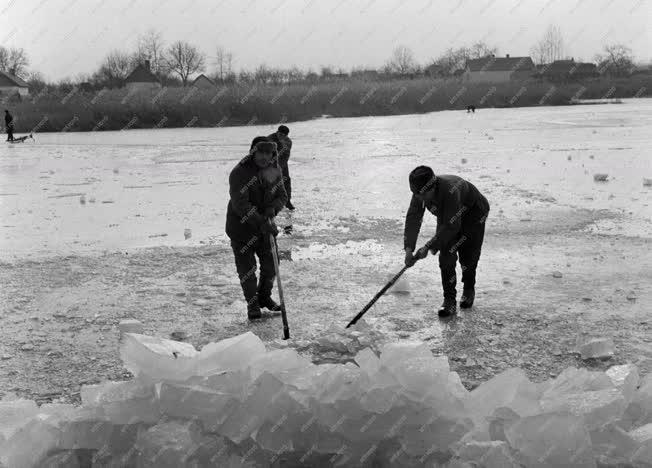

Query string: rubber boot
[460,288,475,309]
[258,277,282,312]
[438,297,457,317]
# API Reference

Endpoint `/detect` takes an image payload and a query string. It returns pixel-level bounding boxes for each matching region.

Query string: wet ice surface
[1,98,651,257]
[1,101,652,424]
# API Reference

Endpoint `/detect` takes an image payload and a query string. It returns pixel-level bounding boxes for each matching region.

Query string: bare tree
[93,50,132,87]
[0,47,8,72]
[531,25,565,65]
[136,29,166,75]
[0,46,29,77]
[469,42,498,59]
[165,41,206,86]
[385,45,417,75]
[433,47,471,75]
[215,46,234,82]
[595,44,635,77]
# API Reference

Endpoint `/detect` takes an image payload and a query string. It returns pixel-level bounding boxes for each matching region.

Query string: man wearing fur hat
[403,166,490,317]
[268,125,294,211]
[226,137,288,320]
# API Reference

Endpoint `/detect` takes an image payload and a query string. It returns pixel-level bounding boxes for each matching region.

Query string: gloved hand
[264,207,276,219]
[405,247,429,267]
[261,221,279,236]
[404,249,416,267]
[414,246,429,260]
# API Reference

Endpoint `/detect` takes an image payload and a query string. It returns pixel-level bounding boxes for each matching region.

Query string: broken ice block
[506,413,596,468]
[541,388,627,429]
[487,406,520,442]
[118,319,143,337]
[218,372,287,443]
[0,399,39,440]
[593,173,609,182]
[629,423,652,444]
[120,332,198,381]
[134,421,199,468]
[354,347,381,376]
[542,367,614,399]
[55,407,113,450]
[578,337,615,360]
[40,450,81,468]
[194,331,265,376]
[589,424,639,466]
[379,341,441,373]
[643,178,652,187]
[632,441,652,466]
[158,382,238,431]
[247,348,312,381]
[80,379,159,424]
[606,364,639,401]
[456,441,520,468]
[467,368,541,420]
[1,415,61,468]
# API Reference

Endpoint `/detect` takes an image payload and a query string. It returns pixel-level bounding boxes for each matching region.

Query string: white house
[124,60,161,91]
[463,55,535,83]
[0,71,29,96]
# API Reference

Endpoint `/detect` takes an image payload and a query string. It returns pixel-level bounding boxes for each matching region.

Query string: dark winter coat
[225,154,288,240]
[267,133,292,175]
[4,113,13,128]
[404,174,490,252]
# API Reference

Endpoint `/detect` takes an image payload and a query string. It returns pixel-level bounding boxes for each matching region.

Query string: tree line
[0,25,642,95]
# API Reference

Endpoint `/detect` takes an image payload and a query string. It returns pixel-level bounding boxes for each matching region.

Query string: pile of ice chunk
[1,327,652,467]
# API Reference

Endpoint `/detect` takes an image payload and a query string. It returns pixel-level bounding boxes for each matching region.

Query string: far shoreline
[5,76,651,134]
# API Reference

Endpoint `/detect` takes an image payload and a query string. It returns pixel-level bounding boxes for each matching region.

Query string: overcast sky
[1,0,650,81]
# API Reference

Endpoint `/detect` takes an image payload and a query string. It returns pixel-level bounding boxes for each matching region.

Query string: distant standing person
[226,137,288,320]
[4,110,14,142]
[268,125,294,211]
[403,166,490,317]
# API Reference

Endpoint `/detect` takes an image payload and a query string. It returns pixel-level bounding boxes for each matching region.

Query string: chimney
[506,54,510,58]
[144,60,151,71]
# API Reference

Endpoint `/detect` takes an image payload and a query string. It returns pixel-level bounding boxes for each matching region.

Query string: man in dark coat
[268,125,294,211]
[226,137,288,320]
[4,110,14,142]
[403,166,490,317]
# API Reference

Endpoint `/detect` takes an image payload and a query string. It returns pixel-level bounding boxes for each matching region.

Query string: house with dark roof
[536,59,598,83]
[192,74,216,90]
[0,71,29,96]
[463,55,535,83]
[124,60,161,91]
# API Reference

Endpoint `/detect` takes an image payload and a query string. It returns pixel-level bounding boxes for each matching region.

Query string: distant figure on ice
[466,105,476,113]
[268,125,294,211]
[226,137,288,320]
[403,166,490,317]
[5,110,14,142]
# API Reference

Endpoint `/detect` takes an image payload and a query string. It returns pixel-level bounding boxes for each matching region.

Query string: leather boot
[460,288,475,309]
[438,297,457,317]
[258,277,282,312]
[241,277,261,320]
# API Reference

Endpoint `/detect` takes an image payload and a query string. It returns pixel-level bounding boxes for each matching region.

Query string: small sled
[7,133,34,144]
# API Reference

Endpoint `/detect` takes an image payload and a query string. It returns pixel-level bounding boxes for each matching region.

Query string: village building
[192,74,216,90]
[462,55,536,83]
[124,60,161,91]
[0,71,29,96]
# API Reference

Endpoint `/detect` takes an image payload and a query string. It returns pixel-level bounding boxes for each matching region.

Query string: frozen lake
[2,100,652,403]
[1,99,651,258]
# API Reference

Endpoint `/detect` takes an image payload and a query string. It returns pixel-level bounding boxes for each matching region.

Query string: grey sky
[1,0,650,81]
